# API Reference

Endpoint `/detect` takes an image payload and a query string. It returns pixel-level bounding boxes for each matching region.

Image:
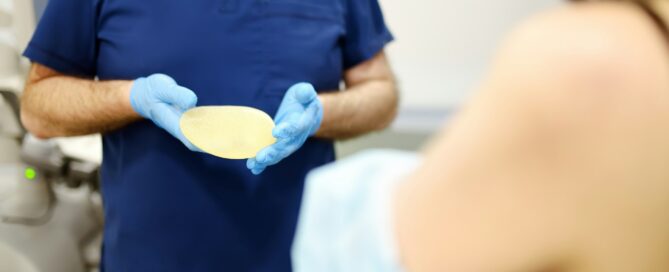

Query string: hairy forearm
[21,72,138,138]
[316,79,398,140]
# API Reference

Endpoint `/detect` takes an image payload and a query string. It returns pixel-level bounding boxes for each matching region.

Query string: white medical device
[0,1,103,271]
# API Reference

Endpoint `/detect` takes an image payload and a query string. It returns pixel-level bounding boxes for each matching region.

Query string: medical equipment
[0,1,103,271]
[0,242,38,272]
[247,82,323,174]
[130,73,199,151]
[0,89,103,272]
[0,92,103,272]
[292,149,420,272]
[180,106,276,159]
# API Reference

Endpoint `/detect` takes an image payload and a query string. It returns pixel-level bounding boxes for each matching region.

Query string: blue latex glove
[247,83,323,175]
[130,73,199,151]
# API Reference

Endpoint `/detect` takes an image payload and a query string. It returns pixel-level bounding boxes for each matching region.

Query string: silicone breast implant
[180,106,276,159]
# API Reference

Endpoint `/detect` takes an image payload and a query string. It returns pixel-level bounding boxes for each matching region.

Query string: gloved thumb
[159,85,198,110]
[145,74,198,110]
[290,83,317,105]
[147,73,177,86]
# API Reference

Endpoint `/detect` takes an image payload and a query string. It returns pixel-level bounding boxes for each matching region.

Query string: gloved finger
[251,165,266,175]
[292,83,318,105]
[255,145,281,166]
[274,109,302,125]
[150,104,199,151]
[247,156,269,175]
[292,102,320,135]
[181,139,202,152]
[274,108,313,139]
[246,158,258,171]
[149,104,181,136]
[273,122,298,139]
[157,85,198,111]
[257,137,295,164]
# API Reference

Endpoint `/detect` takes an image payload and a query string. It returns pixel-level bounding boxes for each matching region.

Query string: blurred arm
[21,63,139,138]
[316,51,398,139]
[395,3,669,271]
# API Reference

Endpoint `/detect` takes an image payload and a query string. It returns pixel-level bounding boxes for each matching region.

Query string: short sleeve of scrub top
[343,0,394,69]
[23,0,98,77]
[23,0,393,76]
[21,0,395,271]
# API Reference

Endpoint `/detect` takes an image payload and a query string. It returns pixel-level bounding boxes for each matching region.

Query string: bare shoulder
[482,1,669,122]
[493,1,669,89]
[505,1,669,65]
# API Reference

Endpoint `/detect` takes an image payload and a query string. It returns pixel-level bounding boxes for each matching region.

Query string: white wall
[380,0,561,130]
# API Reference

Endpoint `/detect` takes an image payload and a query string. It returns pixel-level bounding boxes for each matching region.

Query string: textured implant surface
[180,106,276,159]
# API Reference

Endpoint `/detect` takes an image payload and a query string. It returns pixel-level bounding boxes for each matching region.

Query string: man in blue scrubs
[21,0,397,271]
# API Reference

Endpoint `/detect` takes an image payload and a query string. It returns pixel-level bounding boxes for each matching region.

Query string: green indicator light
[24,168,36,180]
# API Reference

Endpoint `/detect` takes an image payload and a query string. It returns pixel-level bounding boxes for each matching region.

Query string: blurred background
[0,0,562,271]
[337,0,560,156]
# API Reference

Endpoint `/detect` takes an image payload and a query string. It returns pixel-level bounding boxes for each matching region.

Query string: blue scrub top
[25,0,392,271]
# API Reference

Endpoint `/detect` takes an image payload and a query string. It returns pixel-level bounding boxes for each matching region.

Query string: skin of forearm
[21,73,138,138]
[24,76,398,140]
[316,79,398,140]
[316,57,399,141]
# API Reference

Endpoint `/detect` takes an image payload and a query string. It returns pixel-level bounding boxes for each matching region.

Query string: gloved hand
[130,73,199,151]
[246,83,323,175]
